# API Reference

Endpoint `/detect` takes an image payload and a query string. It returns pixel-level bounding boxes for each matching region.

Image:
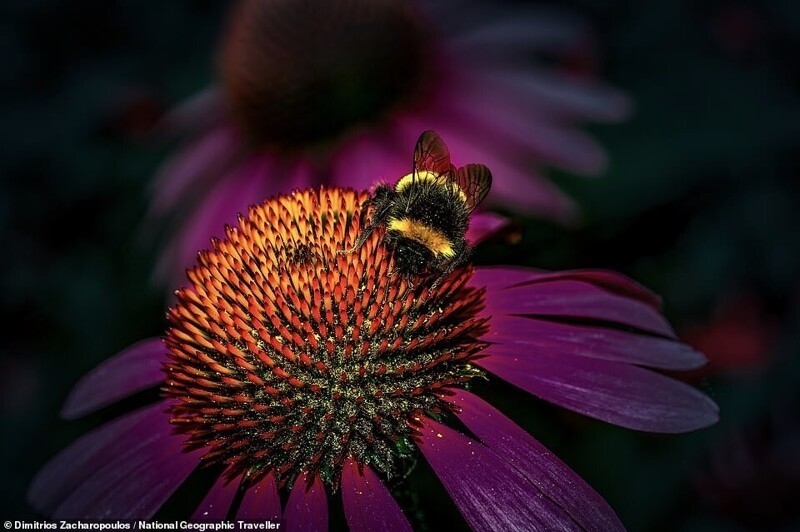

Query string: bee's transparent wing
[455,164,492,213]
[412,130,451,180]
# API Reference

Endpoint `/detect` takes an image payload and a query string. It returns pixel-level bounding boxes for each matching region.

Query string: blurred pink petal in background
[149,0,631,287]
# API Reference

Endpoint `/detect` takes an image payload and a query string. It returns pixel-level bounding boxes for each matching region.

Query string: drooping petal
[329,130,410,191]
[61,338,166,420]
[29,404,165,515]
[159,87,225,140]
[192,476,240,521]
[237,472,281,522]
[156,154,275,287]
[446,390,623,532]
[460,67,631,123]
[150,126,243,215]
[341,457,411,532]
[485,279,677,337]
[48,403,205,519]
[445,8,585,56]
[443,81,608,175]
[529,270,664,308]
[489,165,579,222]
[58,435,200,519]
[477,349,719,432]
[284,472,327,532]
[176,155,274,271]
[467,212,510,245]
[473,267,663,309]
[416,416,582,531]
[485,316,704,370]
[472,266,545,290]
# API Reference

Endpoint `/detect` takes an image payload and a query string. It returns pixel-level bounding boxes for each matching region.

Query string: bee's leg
[340,222,376,254]
[431,243,472,288]
[356,194,377,227]
[339,186,393,254]
[341,204,390,253]
[431,259,459,289]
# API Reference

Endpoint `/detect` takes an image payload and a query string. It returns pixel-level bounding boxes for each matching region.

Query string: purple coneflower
[31,188,716,529]
[151,0,630,285]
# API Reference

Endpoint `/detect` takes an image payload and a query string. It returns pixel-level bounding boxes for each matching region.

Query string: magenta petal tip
[341,458,412,532]
[61,338,166,420]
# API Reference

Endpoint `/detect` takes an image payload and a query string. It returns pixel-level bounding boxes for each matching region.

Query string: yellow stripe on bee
[395,171,467,202]
[387,217,456,258]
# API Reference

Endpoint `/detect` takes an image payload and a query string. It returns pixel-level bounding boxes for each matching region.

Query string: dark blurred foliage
[2,0,798,530]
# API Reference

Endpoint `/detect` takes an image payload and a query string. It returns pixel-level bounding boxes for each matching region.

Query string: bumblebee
[346,130,492,282]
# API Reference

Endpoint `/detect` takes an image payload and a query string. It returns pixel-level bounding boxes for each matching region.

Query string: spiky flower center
[163,188,487,487]
[220,0,431,148]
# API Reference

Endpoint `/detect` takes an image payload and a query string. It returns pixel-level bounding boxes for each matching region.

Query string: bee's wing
[412,130,451,181]
[455,164,492,213]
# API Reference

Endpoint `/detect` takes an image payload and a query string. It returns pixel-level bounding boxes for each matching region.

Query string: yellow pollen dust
[387,217,455,258]
[395,171,467,202]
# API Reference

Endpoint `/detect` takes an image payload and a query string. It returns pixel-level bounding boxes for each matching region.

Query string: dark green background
[2,1,798,530]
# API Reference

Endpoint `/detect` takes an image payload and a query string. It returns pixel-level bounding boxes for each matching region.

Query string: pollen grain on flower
[163,188,487,487]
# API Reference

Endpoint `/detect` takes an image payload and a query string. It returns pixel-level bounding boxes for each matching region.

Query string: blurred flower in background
[97,88,165,142]
[682,292,778,375]
[149,0,630,286]
[30,186,715,528]
[694,398,800,530]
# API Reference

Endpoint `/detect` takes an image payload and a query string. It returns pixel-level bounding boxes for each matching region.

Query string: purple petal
[461,67,632,123]
[472,266,545,290]
[45,403,201,519]
[159,87,225,139]
[485,315,705,370]
[416,416,582,530]
[526,270,664,309]
[487,159,580,221]
[446,9,585,55]
[237,472,281,522]
[467,212,510,245]
[474,267,663,309]
[61,338,166,420]
[150,126,243,215]
[340,457,411,532]
[177,156,272,266]
[156,154,274,287]
[58,437,200,519]
[29,403,164,515]
[329,129,410,191]
[477,348,719,432]
[427,2,630,122]
[446,390,623,532]
[284,472,327,532]
[192,476,240,521]
[443,82,608,175]
[485,278,676,337]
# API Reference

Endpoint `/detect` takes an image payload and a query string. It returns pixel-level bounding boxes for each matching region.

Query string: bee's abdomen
[387,217,456,258]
